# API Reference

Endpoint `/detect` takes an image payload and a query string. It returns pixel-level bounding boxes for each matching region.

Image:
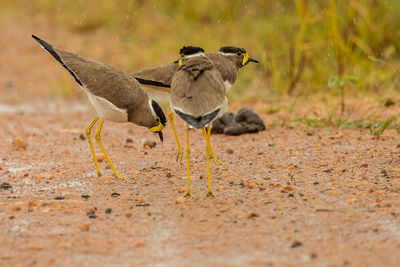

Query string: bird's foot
[213,158,228,165]
[206,189,215,197]
[184,190,193,198]
[113,173,128,179]
[96,170,103,177]
[176,150,184,164]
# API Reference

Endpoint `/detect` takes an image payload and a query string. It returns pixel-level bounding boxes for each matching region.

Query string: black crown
[179,46,205,56]
[219,46,246,55]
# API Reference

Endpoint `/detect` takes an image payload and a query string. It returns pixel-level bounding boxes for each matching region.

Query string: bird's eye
[236,52,242,56]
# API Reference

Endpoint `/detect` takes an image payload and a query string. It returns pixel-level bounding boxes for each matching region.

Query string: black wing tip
[31,34,51,49]
[135,77,171,88]
[32,34,84,87]
[174,108,220,129]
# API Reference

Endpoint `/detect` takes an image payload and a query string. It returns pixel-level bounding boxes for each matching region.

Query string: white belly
[216,97,228,119]
[81,86,128,123]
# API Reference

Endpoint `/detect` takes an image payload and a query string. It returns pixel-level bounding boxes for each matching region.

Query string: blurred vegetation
[2,0,400,105]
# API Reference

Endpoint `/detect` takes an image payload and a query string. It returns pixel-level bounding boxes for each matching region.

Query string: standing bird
[32,35,166,178]
[132,46,259,93]
[171,46,226,197]
[132,46,258,163]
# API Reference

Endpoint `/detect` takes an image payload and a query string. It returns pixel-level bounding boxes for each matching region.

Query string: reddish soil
[1,10,399,267]
[1,101,399,266]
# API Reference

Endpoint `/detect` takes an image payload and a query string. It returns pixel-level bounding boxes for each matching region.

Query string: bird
[32,35,166,179]
[132,46,259,93]
[132,46,258,163]
[170,46,227,197]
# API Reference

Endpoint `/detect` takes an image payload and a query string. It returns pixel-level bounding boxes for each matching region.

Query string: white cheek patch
[80,85,128,122]
[148,99,157,118]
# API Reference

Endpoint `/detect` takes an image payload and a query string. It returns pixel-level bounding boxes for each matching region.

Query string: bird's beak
[149,121,165,142]
[157,131,164,142]
[248,57,259,63]
[173,59,179,63]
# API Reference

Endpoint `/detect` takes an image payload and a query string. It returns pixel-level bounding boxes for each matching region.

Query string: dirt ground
[0,100,399,266]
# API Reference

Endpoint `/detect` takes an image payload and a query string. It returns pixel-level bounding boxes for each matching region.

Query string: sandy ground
[0,100,399,266]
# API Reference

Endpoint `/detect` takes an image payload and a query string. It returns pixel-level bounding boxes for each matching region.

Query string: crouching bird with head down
[32,35,166,178]
[171,46,227,197]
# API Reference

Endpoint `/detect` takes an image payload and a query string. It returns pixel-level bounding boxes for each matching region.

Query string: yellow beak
[149,121,165,133]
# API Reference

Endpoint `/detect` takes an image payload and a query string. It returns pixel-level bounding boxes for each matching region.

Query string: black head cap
[219,46,247,55]
[179,46,205,56]
[151,100,167,126]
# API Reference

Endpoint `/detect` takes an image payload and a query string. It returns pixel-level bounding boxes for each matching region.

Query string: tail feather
[31,34,83,86]
[174,108,220,129]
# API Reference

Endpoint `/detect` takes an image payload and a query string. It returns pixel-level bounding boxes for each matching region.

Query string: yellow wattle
[242,52,249,66]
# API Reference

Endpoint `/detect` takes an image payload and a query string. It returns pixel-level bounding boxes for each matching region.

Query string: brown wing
[171,56,225,118]
[132,62,179,92]
[53,48,148,110]
[207,53,238,85]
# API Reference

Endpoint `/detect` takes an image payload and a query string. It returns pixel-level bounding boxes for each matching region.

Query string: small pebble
[176,197,185,204]
[12,136,27,151]
[248,212,259,219]
[79,134,86,140]
[105,208,112,214]
[291,241,302,248]
[12,203,22,211]
[86,209,96,215]
[78,223,90,231]
[1,182,12,190]
[111,192,120,198]
[81,194,90,200]
[136,196,146,203]
[166,172,172,178]
[135,240,145,247]
[96,155,106,162]
[53,196,65,200]
[283,185,293,191]
[136,203,150,207]
[143,141,156,149]
[226,148,234,154]
[88,214,98,219]
[178,186,186,193]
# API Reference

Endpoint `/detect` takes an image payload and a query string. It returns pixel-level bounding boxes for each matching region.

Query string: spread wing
[132,62,178,92]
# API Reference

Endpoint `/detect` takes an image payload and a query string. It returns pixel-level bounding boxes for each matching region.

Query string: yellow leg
[184,128,192,197]
[202,128,215,197]
[207,127,227,165]
[169,112,183,163]
[86,117,102,177]
[94,118,126,179]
